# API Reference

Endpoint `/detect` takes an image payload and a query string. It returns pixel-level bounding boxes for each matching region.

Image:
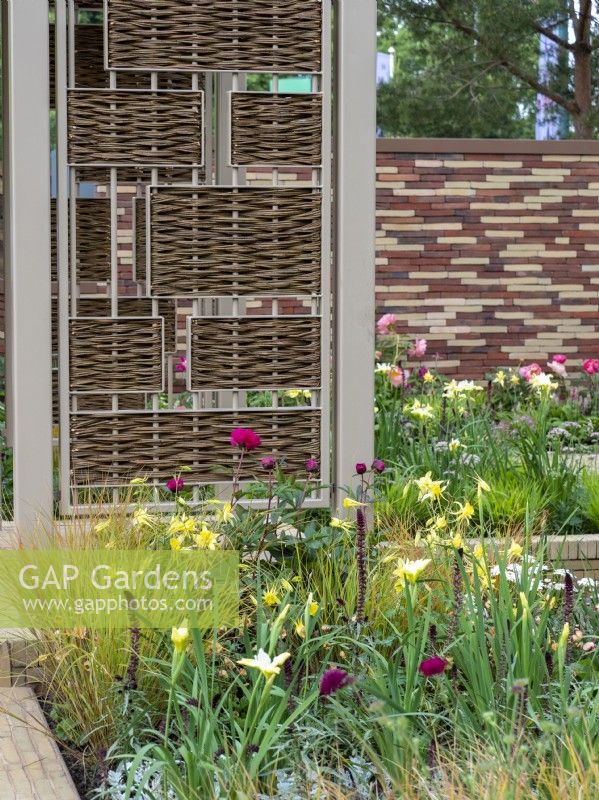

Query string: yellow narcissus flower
[529,372,558,393]
[262,589,281,608]
[394,558,431,586]
[510,372,520,385]
[330,517,353,531]
[423,371,435,383]
[473,543,484,560]
[508,541,523,561]
[427,515,448,531]
[194,529,218,550]
[171,625,190,653]
[132,507,152,528]
[414,472,446,503]
[343,497,367,509]
[404,399,435,421]
[218,502,234,524]
[494,370,506,387]
[237,649,291,679]
[295,620,306,639]
[451,532,465,550]
[453,501,475,524]
[307,593,319,616]
[448,439,461,453]
[170,536,183,551]
[476,477,491,498]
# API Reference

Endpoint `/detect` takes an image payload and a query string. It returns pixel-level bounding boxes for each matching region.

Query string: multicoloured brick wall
[376,141,599,378]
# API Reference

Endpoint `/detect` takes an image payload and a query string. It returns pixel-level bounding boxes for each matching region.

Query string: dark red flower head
[260,456,277,471]
[166,477,184,493]
[418,656,449,677]
[371,459,385,473]
[319,667,354,696]
[305,458,319,474]
[356,463,367,475]
[230,428,262,450]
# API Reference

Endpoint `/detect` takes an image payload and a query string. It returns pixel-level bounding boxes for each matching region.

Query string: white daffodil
[237,648,291,679]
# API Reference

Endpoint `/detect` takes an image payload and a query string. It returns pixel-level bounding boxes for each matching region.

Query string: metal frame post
[3,0,54,532]
[334,0,377,505]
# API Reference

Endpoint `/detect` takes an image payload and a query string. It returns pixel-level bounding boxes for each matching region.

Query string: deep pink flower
[372,459,385,473]
[305,458,319,473]
[552,354,567,364]
[166,477,184,493]
[260,456,277,471]
[377,313,398,336]
[319,668,354,696]
[408,338,427,359]
[230,428,262,450]
[356,463,367,475]
[583,358,599,375]
[547,360,567,379]
[389,366,410,388]
[174,357,187,373]
[519,363,542,382]
[418,656,449,677]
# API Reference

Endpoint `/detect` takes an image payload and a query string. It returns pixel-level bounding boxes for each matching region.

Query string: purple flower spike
[319,667,354,697]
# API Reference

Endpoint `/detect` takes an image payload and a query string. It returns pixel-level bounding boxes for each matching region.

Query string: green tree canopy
[379,0,599,139]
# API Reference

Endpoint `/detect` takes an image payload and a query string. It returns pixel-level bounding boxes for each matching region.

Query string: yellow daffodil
[194,529,218,550]
[237,649,291,679]
[307,594,319,617]
[262,590,281,608]
[476,477,490,498]
[295,620,306,638]
[281,579,294,593]
[218,502,234,524]
[286,390,301,399]
[508,541,523,561]
[414,472,446,503]
[494,370,506,387]
[423,371,435,383]
[427,515,448,531]
[171,625,190,653]
[170,536,183,551]
[529,372,558,394]
[453,500,475,524]
[394,558,431,585]
[510,373,520,385]
[343,497,367,509]
[404,399,435,421]
[132,507,152,528]
[448,439,461,453]
[473,543,484,560]
[452,532,465,550]
[330,517,353,531]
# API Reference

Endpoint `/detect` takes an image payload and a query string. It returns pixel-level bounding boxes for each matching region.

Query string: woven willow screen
[54,0,330,508]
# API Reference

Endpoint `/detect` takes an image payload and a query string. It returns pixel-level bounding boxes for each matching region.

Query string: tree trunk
[572,1,594,138]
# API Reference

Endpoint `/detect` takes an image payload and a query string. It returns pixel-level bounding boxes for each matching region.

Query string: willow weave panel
[71,410,321,485]
[231,94,322,166]
[70,318,164,393]
[149,187,322,296]
[76,395,149,412]
[77,297,177,353]
[106,0,322,73]
[190,317,321,389]
[68,90,203,166]
[51,199,111,282]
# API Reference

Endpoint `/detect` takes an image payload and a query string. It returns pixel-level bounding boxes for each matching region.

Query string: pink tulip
[376,313,398,336]
[389,366,410,388]
[552,354,567,364]
[519,363,542,382]
[547,360,567,379]
[408,338,427,359]
[583,358,599,375]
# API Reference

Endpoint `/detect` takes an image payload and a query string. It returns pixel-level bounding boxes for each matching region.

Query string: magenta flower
[408,338,427,359]
[519,363,542,382]
[389,366,410,388]
[319,668,354,696]
[305,458,319,474]
[230,428,262,450]
[166,477,184,493]
[583,358,599,375]
[356,463,367,475]
[371,459,385,473]
[174,356,188,373]
[552,354,567,364]
[377,313,398,336]
[260,456,277,471]
[418,656,449,677]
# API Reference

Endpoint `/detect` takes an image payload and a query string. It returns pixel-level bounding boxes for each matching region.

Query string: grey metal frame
[2,0,54,534]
